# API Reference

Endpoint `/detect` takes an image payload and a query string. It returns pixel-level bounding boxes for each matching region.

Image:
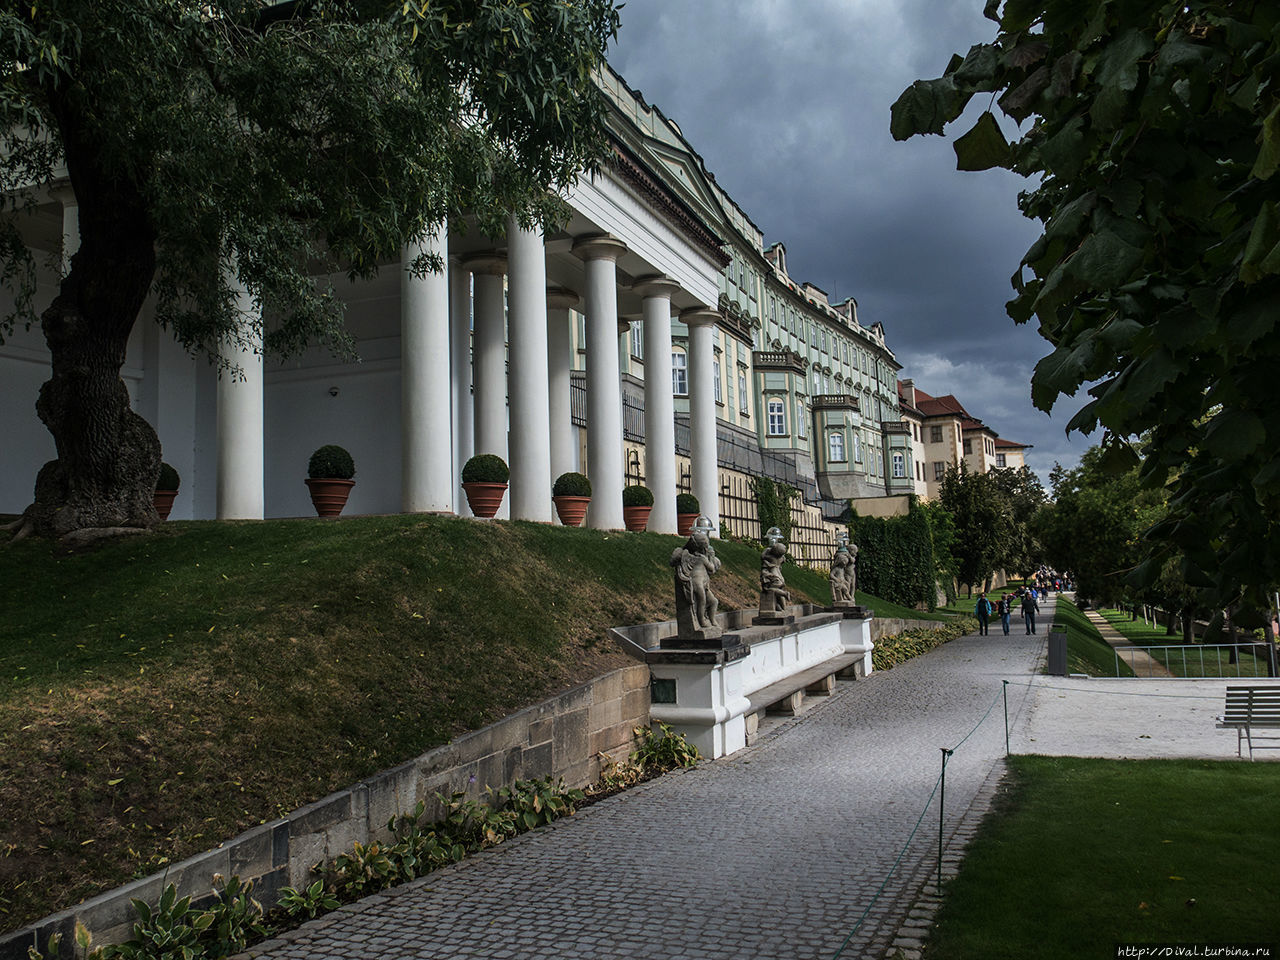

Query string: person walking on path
[974,592,992,635]
[1022,588,1040,634]
[998,594,1012,635]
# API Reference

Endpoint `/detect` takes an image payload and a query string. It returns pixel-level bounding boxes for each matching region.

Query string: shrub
[156,462,180,491]
[461,453,509,484]
[676,492,699,514]
[622,484,653,507]
[307,445,355,480]
[552,471,591,498]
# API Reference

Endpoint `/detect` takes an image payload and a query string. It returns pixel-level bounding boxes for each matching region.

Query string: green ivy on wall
[749,477,797,545]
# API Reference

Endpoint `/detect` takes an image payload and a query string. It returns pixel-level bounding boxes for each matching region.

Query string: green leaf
[953,44,1001,91]
[1090,29,1154,129]
[1241,201,1280,283]
[953,111,1009,171]
[1244,97,1274,179]
[1031,336,1094,411]
[1066,227,1145,291]
[890,77,967,140]
[1039,116,1086,179]
[1204,409,1266,460]
[983,0,1000,22]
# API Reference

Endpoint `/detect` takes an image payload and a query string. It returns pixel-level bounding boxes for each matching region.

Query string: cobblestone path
[242,627,1046,960]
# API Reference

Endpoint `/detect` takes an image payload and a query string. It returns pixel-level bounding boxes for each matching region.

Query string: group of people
[973,586,1042,636]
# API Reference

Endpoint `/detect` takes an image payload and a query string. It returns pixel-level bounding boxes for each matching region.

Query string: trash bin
[1047,627,1067,676]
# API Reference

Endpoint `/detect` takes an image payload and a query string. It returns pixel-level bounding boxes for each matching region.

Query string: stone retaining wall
[0,664,650,960]
[869,617,955,642]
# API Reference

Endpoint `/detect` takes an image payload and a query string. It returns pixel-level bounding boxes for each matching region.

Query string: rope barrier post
[937,747,952,890]
[1003,680,1010,757]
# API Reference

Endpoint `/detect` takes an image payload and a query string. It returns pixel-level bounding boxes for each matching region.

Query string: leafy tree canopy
[1,0,620,537]
[939,464,1017,591]
[892,1,1280,608]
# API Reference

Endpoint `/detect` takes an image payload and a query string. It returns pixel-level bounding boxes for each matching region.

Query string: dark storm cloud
[608,0,1095,483]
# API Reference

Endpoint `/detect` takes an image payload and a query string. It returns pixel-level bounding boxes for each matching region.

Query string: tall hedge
[849,497,938,610]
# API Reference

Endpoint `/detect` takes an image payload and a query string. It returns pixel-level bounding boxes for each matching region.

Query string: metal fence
[1114,643,1280,679]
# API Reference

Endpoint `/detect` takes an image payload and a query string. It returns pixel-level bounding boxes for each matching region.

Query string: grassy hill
[0,514,937,930]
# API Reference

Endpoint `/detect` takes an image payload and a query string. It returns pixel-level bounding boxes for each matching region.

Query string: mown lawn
[2,516,834,930]
[1098,608,1277,679]
[1054,597,1134,677]
[925,756,1280,959]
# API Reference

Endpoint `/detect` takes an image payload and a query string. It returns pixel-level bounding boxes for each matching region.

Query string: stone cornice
[608,139,731,269]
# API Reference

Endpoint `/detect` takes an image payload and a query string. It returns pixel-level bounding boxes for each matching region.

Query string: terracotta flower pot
[305,478,355,517]
[677,512,699,536]
[623,505,652,532]
[553,495,590,527]
[463,481,508,519]
[153,489,178,521]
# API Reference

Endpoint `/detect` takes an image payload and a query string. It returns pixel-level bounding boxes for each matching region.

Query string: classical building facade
[896,379,1031,500]
[0,63,933,551]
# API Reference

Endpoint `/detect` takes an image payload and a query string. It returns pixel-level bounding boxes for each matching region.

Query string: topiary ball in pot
[156,462,181,491]
[308,444,356,480]
[622,484,654,507]
[153,462,181,520]
[553,471,592,498]
[622,484,654,532]
[676,492,700,536]
[305,445,356,517]
[462,453,509,518]
[461,453,509,484]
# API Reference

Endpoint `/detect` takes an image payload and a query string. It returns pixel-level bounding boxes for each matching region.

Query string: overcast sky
[608,0,1095,486]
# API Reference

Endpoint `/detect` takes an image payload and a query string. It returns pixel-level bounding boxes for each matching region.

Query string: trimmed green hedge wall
[850,497,939,611]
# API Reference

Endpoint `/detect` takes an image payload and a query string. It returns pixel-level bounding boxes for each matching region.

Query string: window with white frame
[876,450,884,477]
[996,453,1007,468]
[630,321,643,359]
[892,451,906,478]
[853,434,862,463]
[738,368,749,415]
[767,398,786,436]
[829,431,846,463]
[796,397,807,438]
[672,350,688,396]
[713,355,722,404]
[930,425,943,443]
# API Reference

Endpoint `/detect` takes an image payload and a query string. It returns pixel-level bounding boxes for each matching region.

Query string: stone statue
[670,524,722,639]
[759,539,791,616]
[830,542,858,605]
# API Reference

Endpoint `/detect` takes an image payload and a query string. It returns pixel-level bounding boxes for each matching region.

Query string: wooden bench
[1216,685,1280,760]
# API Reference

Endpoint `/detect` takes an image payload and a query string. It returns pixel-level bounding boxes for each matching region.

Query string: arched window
[829,432,846,463]
[767,398,786,436]
[671,350,688,396]
[853,434,862,463]
[892,451,906,478]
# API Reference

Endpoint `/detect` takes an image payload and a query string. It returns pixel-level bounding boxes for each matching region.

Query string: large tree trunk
[20,83,161,538]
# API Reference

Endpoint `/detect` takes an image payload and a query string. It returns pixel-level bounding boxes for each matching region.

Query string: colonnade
[212,219,723,534]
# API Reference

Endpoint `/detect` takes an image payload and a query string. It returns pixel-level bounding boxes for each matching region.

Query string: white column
[546,287,580,482]
[573,235,628,530]
[682,307,721,536]
[634,276,680,534]
[506,217,553,522]
[449,257,473,516]
[466,254,508,463]
[400,221,452,513]
[216,270,264,520]
[52,184,78,276]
